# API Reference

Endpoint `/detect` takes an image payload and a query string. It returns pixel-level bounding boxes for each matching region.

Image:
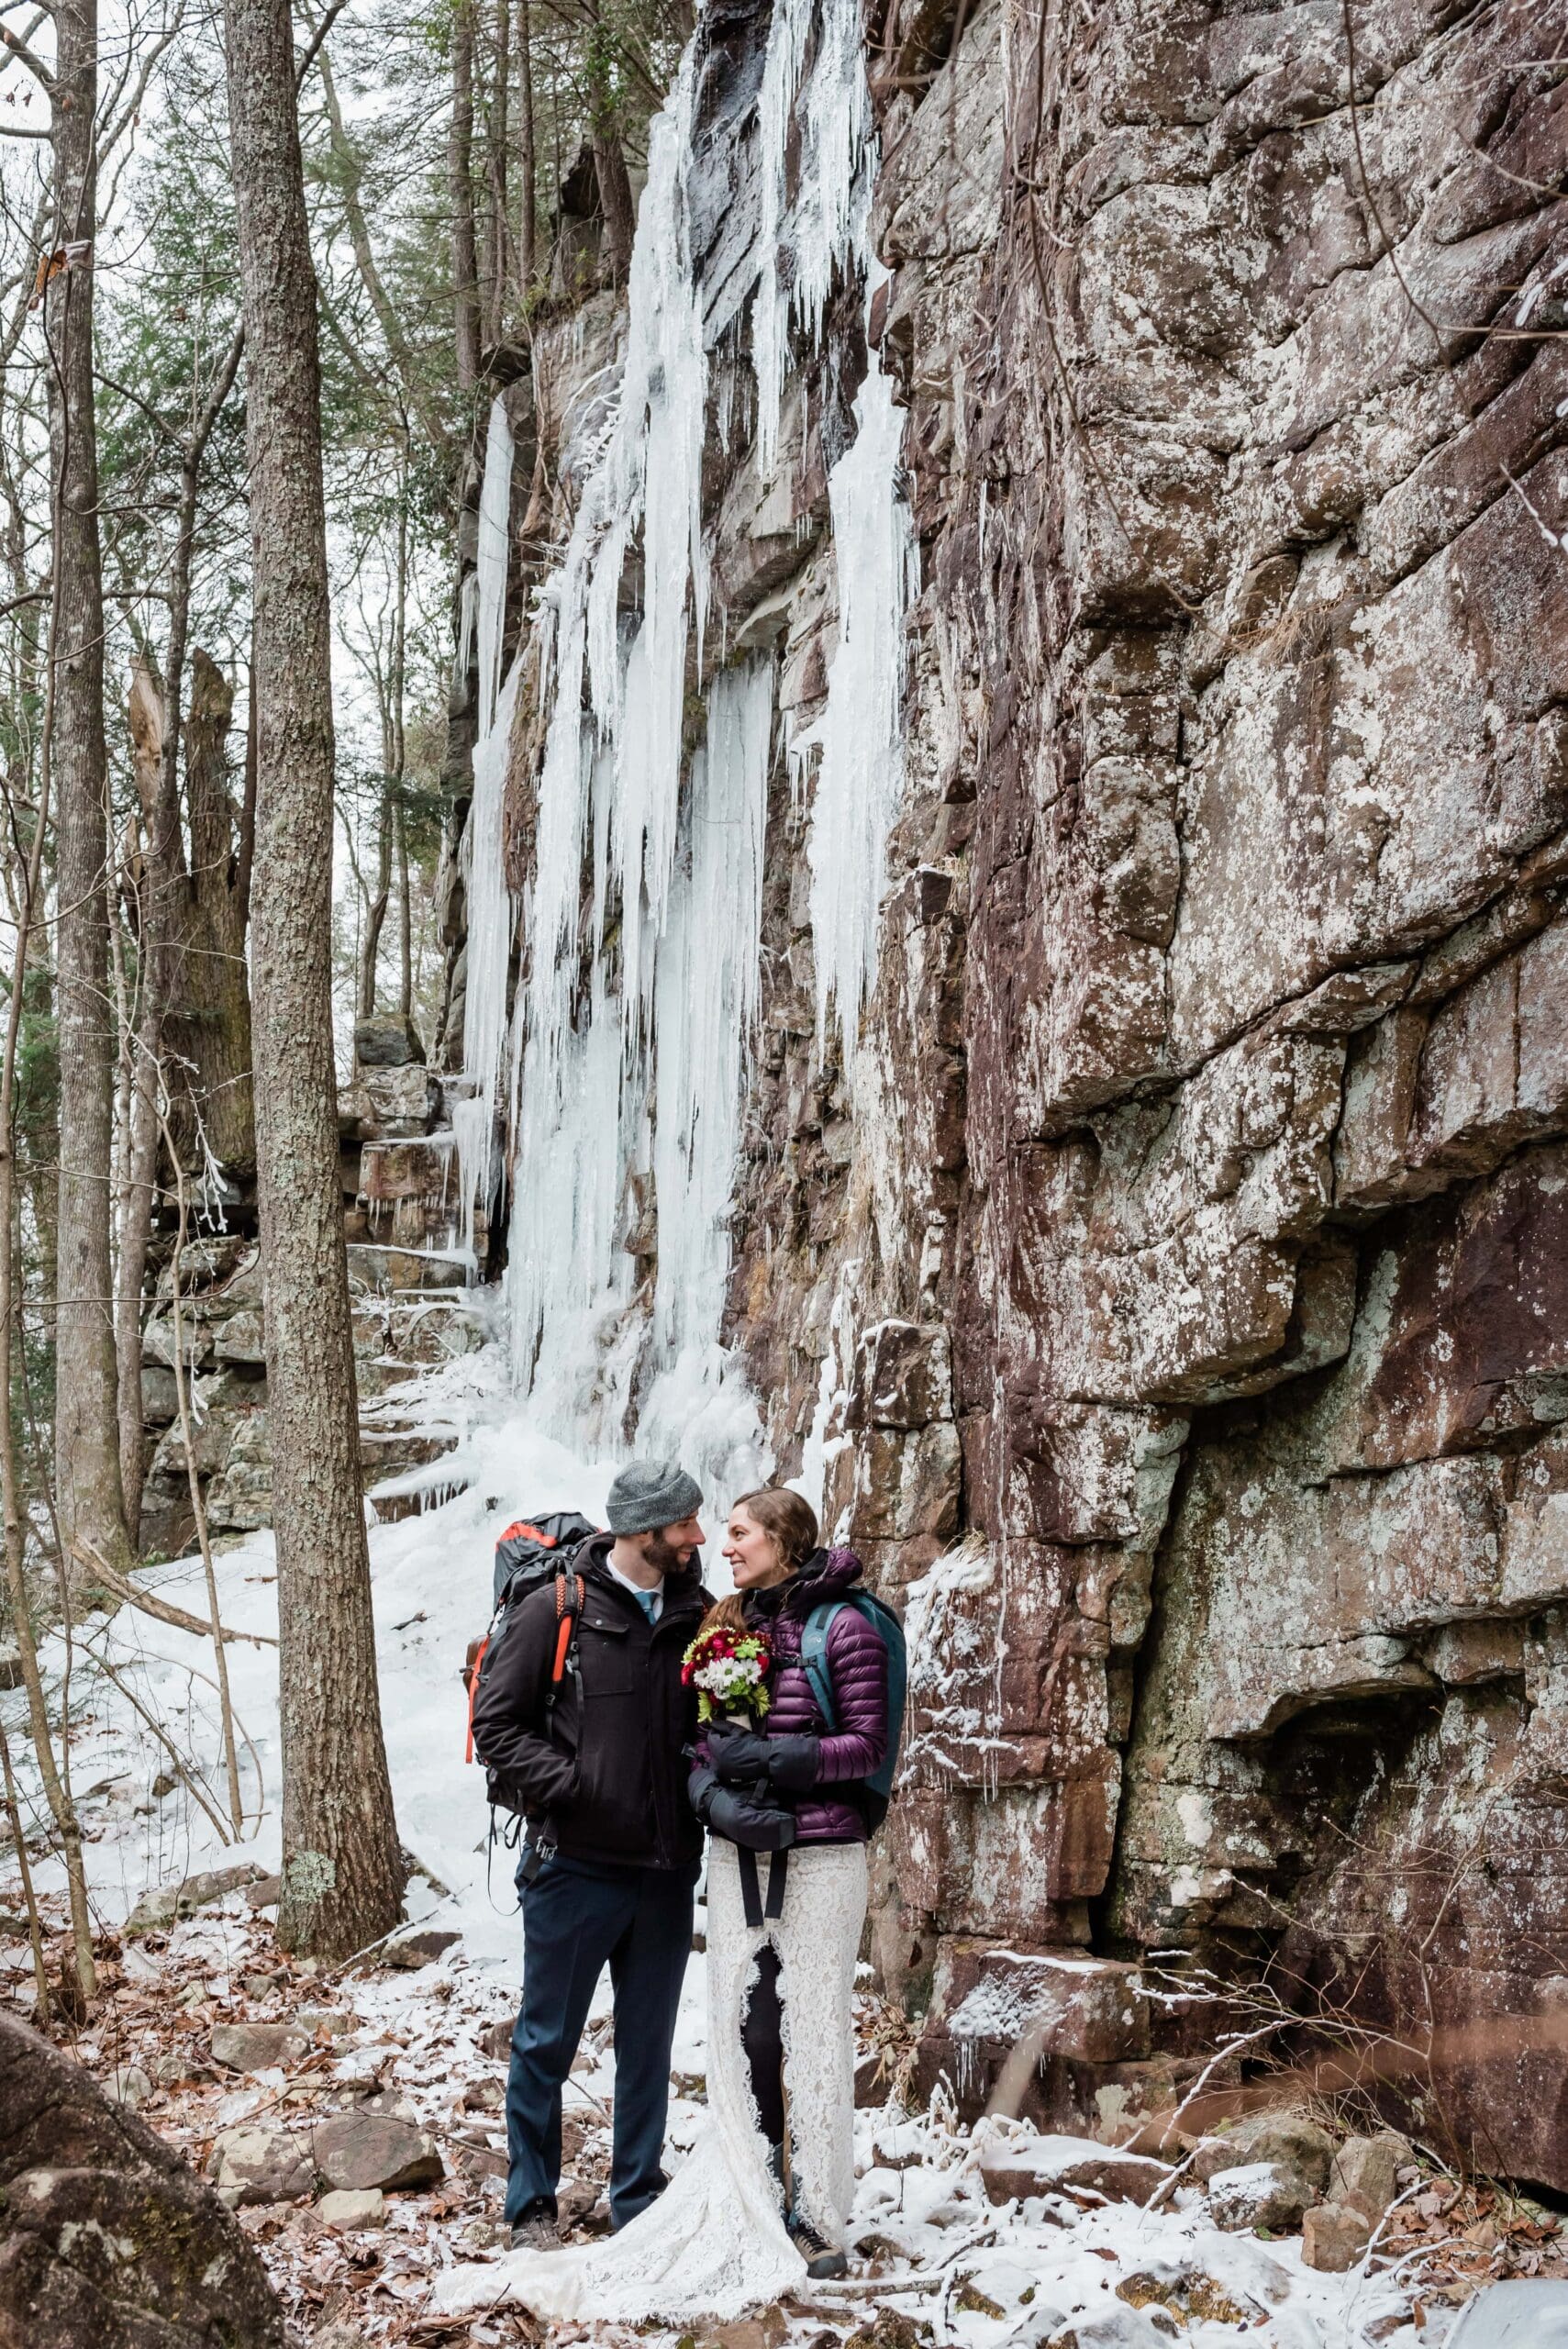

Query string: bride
[439,1486,892,2325]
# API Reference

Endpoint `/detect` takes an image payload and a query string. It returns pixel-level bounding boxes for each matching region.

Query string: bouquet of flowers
[682,1622,773,1724]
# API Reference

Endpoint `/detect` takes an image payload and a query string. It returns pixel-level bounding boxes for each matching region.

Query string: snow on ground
[0,1338,1530,2343]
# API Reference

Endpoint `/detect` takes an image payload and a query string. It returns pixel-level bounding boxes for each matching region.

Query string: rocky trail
[5,1335,1564,2346]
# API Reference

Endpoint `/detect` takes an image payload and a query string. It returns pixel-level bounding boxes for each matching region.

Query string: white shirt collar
[606,1559,663,1620]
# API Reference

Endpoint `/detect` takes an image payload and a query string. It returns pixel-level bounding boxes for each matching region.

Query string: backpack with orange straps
[462,1511,598,1817]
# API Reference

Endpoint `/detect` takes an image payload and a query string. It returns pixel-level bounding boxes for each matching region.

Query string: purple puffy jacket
[739,1548,890,1843]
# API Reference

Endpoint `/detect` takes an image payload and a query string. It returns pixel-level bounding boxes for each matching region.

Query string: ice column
[799,339,917,1051]
[504,50,713,1414]
[455,397,518,1258]
[651,658,773,1359]
[751,0,917,1056]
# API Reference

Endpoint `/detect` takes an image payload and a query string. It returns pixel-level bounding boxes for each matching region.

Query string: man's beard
[644,1529,694,1576]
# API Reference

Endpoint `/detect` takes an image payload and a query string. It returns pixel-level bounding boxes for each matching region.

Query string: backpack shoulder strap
[544,1570,584,1720]
[800,1600,847,1733]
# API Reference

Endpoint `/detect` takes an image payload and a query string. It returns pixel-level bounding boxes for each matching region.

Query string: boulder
[379,1922,462,1969]
[243,1874,283,1910]
[347,1243,467,1295]
[210,2126,316,2206]
[317,2188,385,2230]
[104,2065,154,2109]
[1302,2201,1373,2271]
[140,1364,180,1425]
[698,2310,788,2349]
[310,2110,444,2193]
[142,1314,214,1373]
[976,2123,1170,2207]
[215,1307,268,1366]
[154,1236,250,1297]
[1445,2281,1568,2343]
[0,2014,285,2344]
[126,1862,269,1935]
[1329,2130,1412,2221]
[1212,2112,1334,2195]
[354,1013,425,1068]
[1207,2161,1313,2232]
[360,1063,434,1138]
[210,2022,311,2074]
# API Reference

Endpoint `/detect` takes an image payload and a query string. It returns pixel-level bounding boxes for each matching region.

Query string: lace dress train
[435,1841,869,2325]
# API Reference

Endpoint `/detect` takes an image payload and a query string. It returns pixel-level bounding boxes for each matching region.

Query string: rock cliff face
[449,0,1568,2184]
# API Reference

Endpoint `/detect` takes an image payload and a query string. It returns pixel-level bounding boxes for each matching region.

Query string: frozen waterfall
[454,0,913,1485]
[454,396,518,1263]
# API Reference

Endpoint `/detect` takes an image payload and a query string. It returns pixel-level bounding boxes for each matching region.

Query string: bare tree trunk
[396,804,412,1019]
[593,130,636,284]
[119,660,165,1542]
[357,791,392,1018]
[2,529,96,2006]
[49,0,131,1575]
[450,0,481,387]
[516,0,535,292]
[223,0,404,1961]
[238,644,258,930]
[118,334,246,1544]
[486,0,510,345]
[162,651,255,1182]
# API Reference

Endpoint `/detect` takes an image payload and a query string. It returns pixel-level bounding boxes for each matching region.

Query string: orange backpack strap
[463,1634,489,1765]
[546,1572,584,1710]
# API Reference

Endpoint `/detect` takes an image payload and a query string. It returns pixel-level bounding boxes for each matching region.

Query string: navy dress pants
[505,1854,695,2229]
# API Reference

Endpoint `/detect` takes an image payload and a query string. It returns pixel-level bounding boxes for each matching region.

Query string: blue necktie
[633,1587,659,1626]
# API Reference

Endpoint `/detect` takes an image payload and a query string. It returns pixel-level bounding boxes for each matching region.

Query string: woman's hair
[732,1486,819,1572]
[695,1487,821,1642]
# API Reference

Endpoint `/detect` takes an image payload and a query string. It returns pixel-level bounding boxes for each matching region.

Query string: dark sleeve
[814,1607,889,1785]
[469,1588,578,1811]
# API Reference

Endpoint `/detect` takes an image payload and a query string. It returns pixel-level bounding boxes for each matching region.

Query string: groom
[471,1460,710,2251]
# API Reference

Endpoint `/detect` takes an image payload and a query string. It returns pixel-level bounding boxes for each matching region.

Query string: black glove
[706,1723,775,1786]
[688,1761,796,1851]
[761,1734,821,1793]
[709,1787,797,1851]
[688,1762,721,1823]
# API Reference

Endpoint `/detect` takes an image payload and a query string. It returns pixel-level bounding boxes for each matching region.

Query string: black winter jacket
[470,1533,709,1872]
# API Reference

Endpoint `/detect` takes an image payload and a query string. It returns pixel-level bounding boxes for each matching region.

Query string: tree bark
[165,651,255,1183]
[357,789,392,1018]
[118,659,165,1542]
[49,0,132,1575]
[450,0,481,388]
[486,0,510,345]
[222,0,404,1961]
[592,129,636,284]
[516,0,535,292]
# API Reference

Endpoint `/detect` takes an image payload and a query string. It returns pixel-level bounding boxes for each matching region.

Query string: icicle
[751,0,874,477]
[473,397,513,739]
[466,0,906,1497]
[502,47,714,1419]
[797,317,916,1053]
[651,657,773,1363]
[456,400,519,1255]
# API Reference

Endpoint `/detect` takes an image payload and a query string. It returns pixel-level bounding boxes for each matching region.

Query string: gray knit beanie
[605,1458,704,1536]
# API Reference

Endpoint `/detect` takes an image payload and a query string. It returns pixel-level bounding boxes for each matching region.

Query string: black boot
[788,2207,849,2280]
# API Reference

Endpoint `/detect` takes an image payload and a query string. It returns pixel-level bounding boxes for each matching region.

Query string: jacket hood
[750,1545,864,1621]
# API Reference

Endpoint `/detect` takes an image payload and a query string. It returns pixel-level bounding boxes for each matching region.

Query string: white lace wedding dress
[436,1841,868,2324]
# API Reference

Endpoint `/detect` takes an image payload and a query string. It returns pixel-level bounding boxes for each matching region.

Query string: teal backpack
[798,1591,907,1830]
